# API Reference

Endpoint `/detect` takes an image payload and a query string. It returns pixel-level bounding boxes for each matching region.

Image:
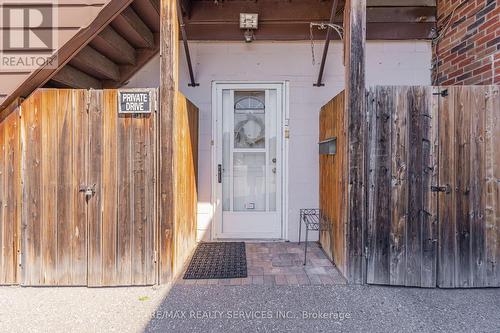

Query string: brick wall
[433,0,499,85]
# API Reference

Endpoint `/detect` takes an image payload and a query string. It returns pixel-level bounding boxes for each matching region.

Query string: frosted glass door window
[222,90,278,212]
[234,91,265,149]
[233,153,266,211]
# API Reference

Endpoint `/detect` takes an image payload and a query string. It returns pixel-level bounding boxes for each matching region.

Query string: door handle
[218,164,222,183]
[79,184,96,200]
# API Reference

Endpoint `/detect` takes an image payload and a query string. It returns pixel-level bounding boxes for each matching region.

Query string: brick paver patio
[177,242,347,286]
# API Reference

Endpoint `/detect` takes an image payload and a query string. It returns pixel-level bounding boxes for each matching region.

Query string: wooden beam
[131,0,161,32]
[183,22,434,41]
[90,26,137,65]
[102,33,160,88]
[344,0,367,284]
[69,46,121,81]
[112,6,155,48]
[159,0,178,284]
[186,1,435,23]
[51,65,103,89]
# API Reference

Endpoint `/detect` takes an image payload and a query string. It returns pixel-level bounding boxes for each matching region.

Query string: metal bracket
[431,184,451,194]
[433,89,448,97]
[79,184,96,200]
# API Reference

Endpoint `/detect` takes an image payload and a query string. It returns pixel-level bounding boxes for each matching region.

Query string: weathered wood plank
[437,87,456,288]
[102,90,118,286]
[406,86,425,287]
[366,86,392,285]
[159,0,178,284]
[0,110,20,284]
[319,91,348,275]
[390,86,408,286]
[56,90,73,285]
[132,113,147,285]
[40,90,58,285]
[469,87,487,287]
[71,90,88,285]
[87,90,103,287]
[374,86,392,285]
[22,91,43,285]
[145,91,157,284]
[172,93,199,276]
[485,86,500,287]
[455,86,472,288]
[366,87,377,284]
[117,113,133,285]
[420,86,437,288]
[344,0,367,284]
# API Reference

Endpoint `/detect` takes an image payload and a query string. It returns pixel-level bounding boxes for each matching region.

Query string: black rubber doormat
[183,242,247,279]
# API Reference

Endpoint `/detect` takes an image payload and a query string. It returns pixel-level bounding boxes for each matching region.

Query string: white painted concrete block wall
[125,41,432,242]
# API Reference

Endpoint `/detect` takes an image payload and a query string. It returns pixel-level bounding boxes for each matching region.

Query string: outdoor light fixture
[240,13,258,43]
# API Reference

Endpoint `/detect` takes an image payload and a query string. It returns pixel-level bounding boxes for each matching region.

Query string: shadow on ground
[144,284,500,332]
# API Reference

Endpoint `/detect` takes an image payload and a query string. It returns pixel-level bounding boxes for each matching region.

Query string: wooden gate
[437,86,500,288]
[20,89,157,286]
[366,85,500,288]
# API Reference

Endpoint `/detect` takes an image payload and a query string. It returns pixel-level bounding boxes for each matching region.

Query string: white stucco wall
[125,41,432,242]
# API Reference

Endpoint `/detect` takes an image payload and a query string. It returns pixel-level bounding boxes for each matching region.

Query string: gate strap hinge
[431,184,451,193]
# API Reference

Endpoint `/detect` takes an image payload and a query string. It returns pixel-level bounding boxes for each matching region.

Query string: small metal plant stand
[298,209,331,265]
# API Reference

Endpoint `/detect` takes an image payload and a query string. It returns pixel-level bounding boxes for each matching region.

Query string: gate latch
[431,184,451,194]
[79,184,96,199]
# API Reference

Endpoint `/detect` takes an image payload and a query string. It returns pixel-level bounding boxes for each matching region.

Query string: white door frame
[211,81,289,240]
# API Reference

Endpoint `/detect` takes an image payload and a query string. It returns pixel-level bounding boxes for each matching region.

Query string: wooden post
[344,0,366,284]
[159,0,179,284]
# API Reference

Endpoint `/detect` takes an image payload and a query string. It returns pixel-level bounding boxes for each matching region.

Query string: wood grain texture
[438,86,500,288]
[319,91,348,276]
[344,0,367,284]
[88,89,157,287]
[366,86,393,285]
[366,86,437,287]
[21,90,88,286]
[159,0,178,284]
[172,93,199,277]
[390,86,409,285]
[16,88,160,286]
[21,91,42,286]
[363,85,498,288]
[0,110,21,285]
[71,90,88,285]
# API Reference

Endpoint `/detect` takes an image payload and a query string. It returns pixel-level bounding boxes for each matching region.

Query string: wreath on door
[234,114,265,147]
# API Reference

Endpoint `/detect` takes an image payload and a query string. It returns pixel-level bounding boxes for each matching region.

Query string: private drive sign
[118,90,153,114]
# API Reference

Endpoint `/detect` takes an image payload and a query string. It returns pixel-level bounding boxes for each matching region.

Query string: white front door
[213,83,284,239]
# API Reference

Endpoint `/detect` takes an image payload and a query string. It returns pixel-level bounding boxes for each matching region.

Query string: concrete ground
[1,284,499,333]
